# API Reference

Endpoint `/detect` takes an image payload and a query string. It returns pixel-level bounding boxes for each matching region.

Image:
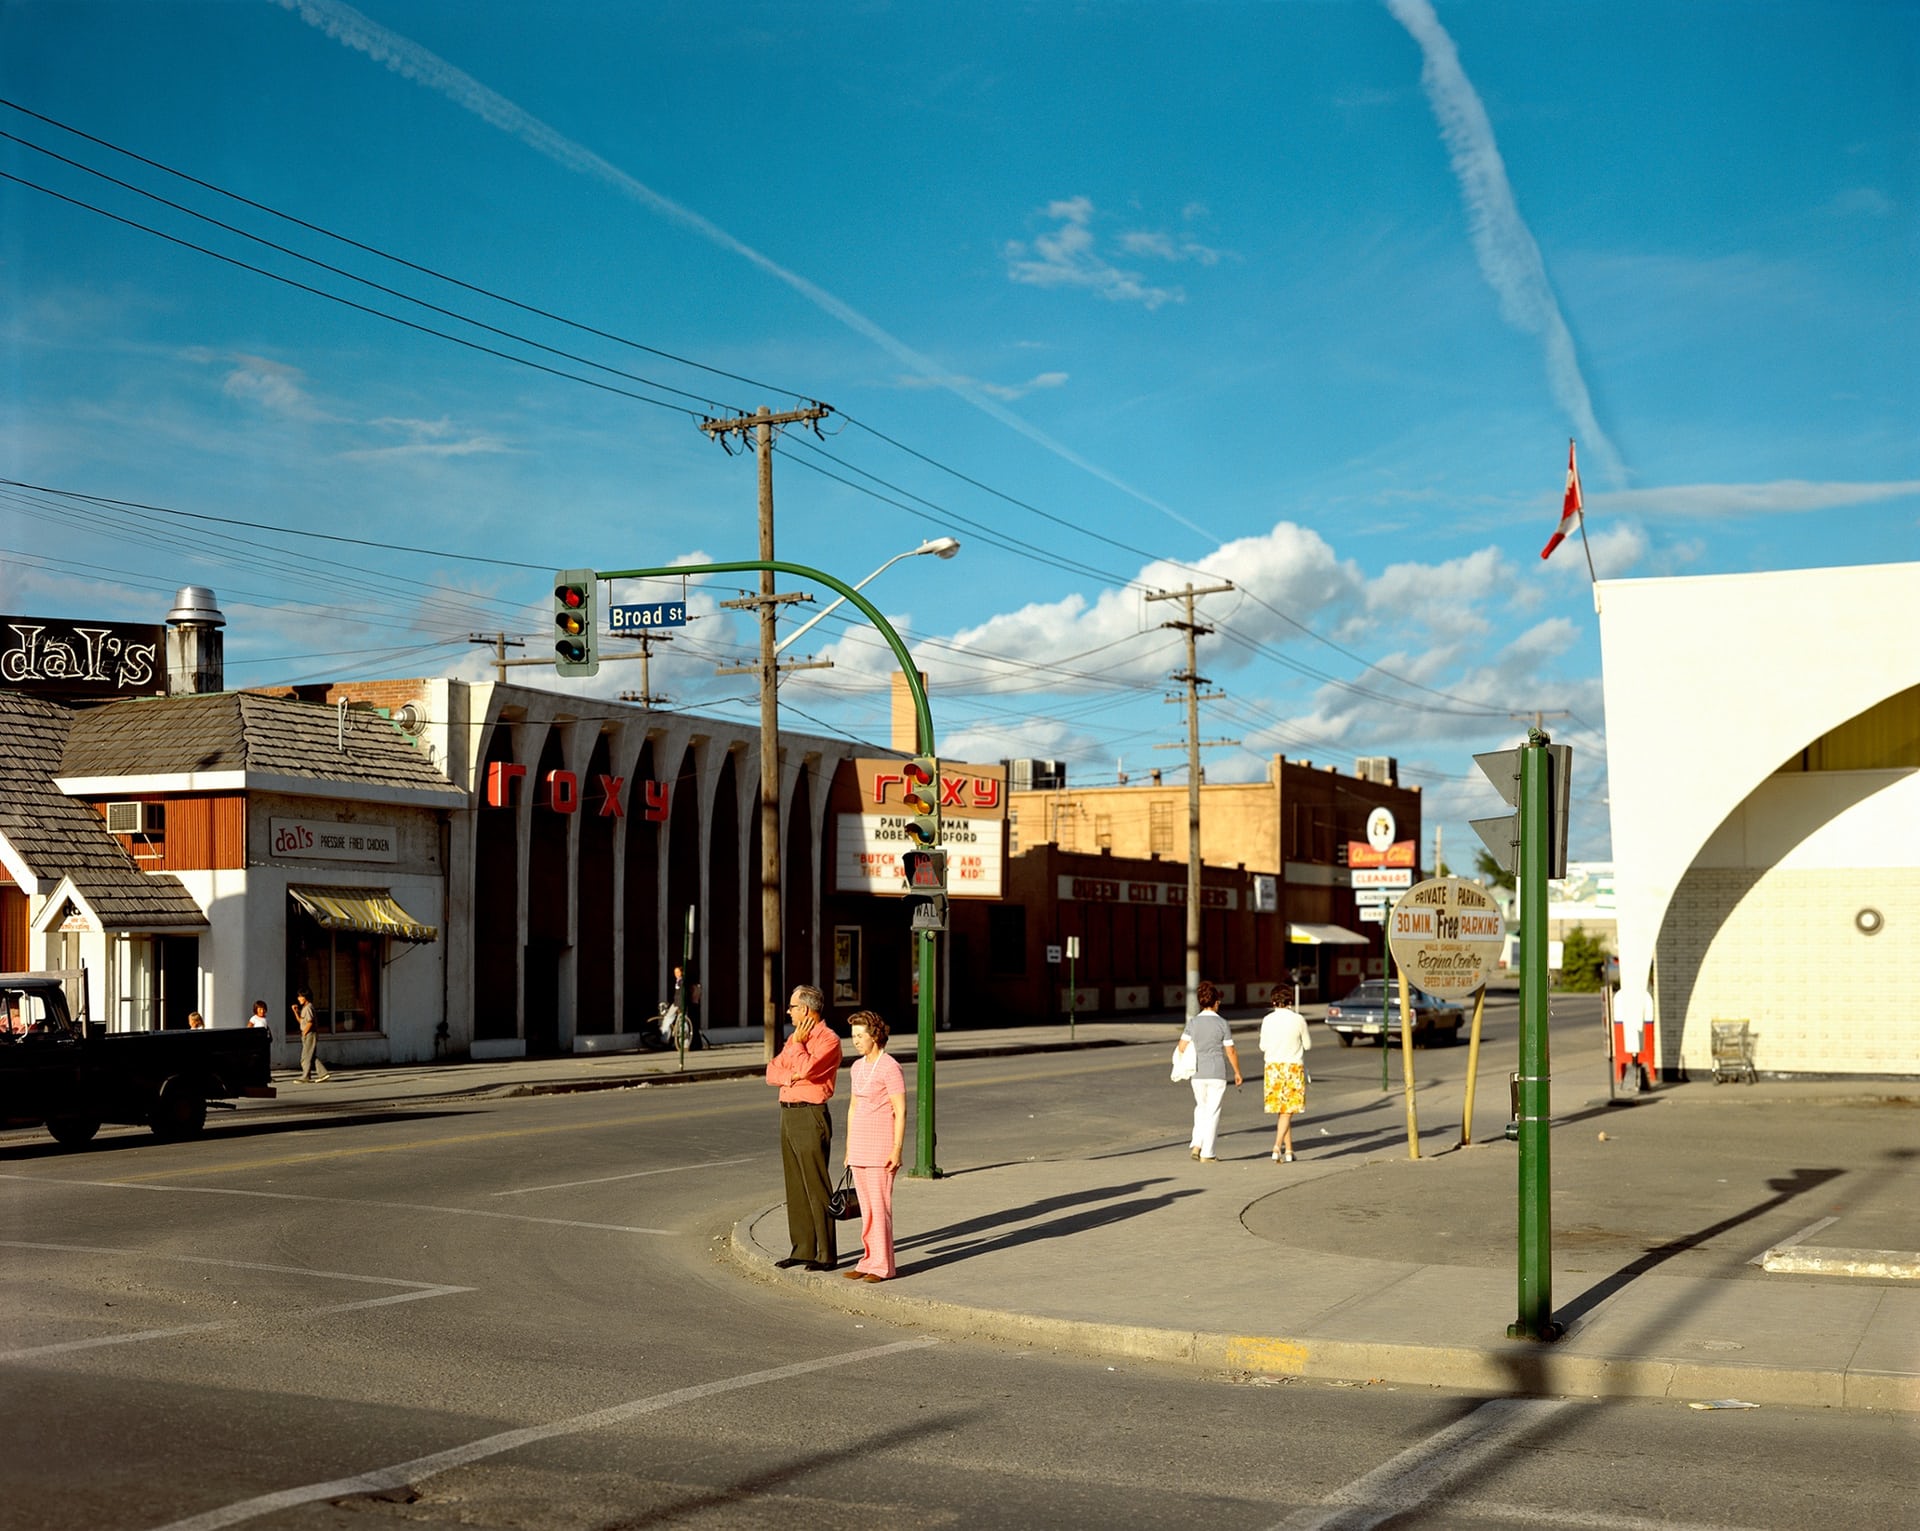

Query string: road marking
[491,1153,756,1196]
[0,1239,472,1360]
[142,1336,941,1531]
[1748,1215,1837,1265]
[0,1175,673,1234]
[1275,1397,1568,1530]
[1413,1503,1763,1531]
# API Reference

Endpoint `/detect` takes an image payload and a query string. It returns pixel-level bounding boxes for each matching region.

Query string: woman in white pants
[1174,980,1242,1161]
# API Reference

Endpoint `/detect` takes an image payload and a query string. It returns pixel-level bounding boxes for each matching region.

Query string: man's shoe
[316,1072,333,1082]
[774,1257,807,1269]
[804,1261,835,1272]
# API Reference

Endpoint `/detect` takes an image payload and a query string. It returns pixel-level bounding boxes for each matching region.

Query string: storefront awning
[289,886,437,944]
[1287,922,1369,946]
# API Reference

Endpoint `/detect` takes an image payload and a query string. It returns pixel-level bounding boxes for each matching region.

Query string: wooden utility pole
[467,632,525,684]
[1147,581,1236,1020]
[614,631,674,709]
[700,403,832,1058]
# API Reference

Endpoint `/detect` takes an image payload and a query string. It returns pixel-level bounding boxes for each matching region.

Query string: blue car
[1323,980,1466,1047]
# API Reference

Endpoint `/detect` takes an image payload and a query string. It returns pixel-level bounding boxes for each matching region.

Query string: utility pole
[614,632,675,709]
[699,402,832,1059]
[468,632,525,684]
[1147,581,1236,1020]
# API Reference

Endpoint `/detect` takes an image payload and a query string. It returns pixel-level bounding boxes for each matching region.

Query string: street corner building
[1597,561,1919,1080]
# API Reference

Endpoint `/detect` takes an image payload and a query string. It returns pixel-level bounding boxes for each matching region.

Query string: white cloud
[339,416,512,462]
[1003,197,1186,309]
[1118,231,1222,266]
[1831,186,1894,217]
[1592,480,1920,517]
[895,370,1069,401]
[1385,0,1624,487]
[1363,546,1511,632]
[216,354,331,421]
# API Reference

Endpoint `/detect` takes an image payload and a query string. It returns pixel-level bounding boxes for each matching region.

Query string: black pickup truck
[0,972,275,1148]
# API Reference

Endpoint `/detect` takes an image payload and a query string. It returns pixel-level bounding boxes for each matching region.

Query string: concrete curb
[722,1205,1918,1414]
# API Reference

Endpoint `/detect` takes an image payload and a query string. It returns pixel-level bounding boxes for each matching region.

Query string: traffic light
[908,893,949,933]
[901,755,940,848]
[553,569,599,677]
[1472,739,1572,878]
[902,848,947,892]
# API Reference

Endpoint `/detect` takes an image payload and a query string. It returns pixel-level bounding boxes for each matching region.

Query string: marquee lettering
[486,763,668,822]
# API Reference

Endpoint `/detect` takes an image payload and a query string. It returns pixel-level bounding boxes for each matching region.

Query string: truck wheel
[47,1117,100,1148]
[151,1077,208,1141]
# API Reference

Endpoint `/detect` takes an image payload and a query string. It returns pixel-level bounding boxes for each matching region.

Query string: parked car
[1322,980,1466,1047]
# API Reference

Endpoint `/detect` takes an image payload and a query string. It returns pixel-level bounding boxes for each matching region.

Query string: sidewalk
[265,1025,1919,1413]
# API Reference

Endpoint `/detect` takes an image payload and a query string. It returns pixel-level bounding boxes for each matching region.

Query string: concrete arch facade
[1597,563,1919,1077]
[438,679,863,1055]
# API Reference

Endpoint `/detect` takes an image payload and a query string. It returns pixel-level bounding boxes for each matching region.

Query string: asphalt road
[4,1004,1914,1530]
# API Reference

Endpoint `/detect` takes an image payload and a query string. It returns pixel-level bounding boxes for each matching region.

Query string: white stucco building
[1597,562,1918,1078]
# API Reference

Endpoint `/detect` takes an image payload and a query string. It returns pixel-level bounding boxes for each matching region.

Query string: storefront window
[287,906,382,1034]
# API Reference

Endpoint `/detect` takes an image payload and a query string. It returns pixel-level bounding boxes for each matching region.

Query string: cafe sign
[0,615,163,699]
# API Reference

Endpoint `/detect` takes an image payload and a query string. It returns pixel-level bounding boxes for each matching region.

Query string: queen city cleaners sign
[1386,876,1506,998]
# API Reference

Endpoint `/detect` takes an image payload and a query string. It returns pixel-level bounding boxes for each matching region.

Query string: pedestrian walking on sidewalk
[765,984,841,1271]
[292,989,330,1082]
[1258,981,1311,1162]
[1174,980,1241,1161]
[843,1010,907,1283]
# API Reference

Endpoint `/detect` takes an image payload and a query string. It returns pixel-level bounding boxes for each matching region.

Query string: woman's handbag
[1170,1039,1197,1082]
[828,1168,861,1221]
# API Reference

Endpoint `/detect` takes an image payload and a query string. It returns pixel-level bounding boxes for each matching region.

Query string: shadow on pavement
[899,1180,1173,1252]
[1553,1165,1845,1330]
[905,1187,1202,1276]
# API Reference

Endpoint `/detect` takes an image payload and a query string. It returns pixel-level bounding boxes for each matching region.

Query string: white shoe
[1189,1146,1201,1160]
[1283,1151,1295,1163]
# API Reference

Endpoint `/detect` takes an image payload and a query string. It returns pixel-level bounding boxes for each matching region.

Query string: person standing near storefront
[765,984,841,1271]
[246,1000,271,1030]
[292,989,330,1083]
[842,1010,906,1282]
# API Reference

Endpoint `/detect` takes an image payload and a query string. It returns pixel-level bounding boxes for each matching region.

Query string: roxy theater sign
[484,761,670,820]
[0,615,162,699]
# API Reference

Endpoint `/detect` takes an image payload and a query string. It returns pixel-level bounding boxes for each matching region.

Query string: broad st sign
[0,615,163,699]
[836,759,1007,898]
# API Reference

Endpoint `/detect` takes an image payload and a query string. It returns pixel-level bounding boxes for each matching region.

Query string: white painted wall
[1598,562,1919,1075]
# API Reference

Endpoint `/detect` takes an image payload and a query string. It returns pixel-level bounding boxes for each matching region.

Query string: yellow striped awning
[288,886,437,944]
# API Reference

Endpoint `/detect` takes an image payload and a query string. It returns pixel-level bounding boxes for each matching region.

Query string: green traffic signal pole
[1509,728,1561,1341]
[597,560,942,1178]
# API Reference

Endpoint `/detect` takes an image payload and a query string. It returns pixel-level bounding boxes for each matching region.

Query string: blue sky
[2,0,1916,869]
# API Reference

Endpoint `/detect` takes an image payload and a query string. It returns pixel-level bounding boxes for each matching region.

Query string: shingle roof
[59,692,455,796]
[0,691,203,927]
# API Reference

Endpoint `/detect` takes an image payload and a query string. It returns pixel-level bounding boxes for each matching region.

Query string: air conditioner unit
[105,801,163,835]
[1355,756,1399,786]
[1008,758,1067,793]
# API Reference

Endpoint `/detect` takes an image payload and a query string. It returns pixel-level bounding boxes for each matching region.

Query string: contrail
[1385,0,1625,487]
[272,0,1217,540]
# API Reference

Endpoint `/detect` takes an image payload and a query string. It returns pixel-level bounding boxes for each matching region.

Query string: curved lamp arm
[774,537,959,654]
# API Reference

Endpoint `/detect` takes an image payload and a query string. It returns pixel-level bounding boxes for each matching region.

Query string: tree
[1474,848,1515,891]
[1558,924,1612,992]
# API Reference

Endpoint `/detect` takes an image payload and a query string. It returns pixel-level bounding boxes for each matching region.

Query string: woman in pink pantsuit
[842,1010,907,1282]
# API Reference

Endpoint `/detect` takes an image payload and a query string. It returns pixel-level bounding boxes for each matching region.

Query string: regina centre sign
[1385,876,1506,998]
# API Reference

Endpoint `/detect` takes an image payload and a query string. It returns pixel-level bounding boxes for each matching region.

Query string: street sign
[1358,904,1387,923]
[1352,867,1414,889]
[1367,806,1397,853]
[1385,876,1506,998]
[608,601,687,631]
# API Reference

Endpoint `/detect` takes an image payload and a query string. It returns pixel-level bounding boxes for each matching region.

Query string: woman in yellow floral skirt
[1258,981,1311,1162]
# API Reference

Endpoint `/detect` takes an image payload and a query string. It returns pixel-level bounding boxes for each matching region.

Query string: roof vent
[165,586,226,627]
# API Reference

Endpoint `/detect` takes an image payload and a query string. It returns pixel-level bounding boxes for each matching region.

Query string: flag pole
[1576,505,1598,586]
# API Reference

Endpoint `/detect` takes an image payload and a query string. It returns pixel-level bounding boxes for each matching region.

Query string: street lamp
[775,536,960,653]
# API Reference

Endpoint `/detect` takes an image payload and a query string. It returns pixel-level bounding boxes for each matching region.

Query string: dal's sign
[0,616,162,699]
[1385,876,1506,998]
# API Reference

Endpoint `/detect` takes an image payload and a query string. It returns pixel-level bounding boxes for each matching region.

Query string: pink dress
[847,1050,905,1278]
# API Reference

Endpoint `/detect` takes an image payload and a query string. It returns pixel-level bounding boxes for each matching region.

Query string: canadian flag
[1540,439,1583,560]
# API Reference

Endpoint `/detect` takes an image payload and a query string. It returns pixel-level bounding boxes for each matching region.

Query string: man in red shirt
[766,983,842,1270]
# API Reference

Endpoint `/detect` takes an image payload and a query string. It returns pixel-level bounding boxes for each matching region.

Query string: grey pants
[299,1030,327,1080]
